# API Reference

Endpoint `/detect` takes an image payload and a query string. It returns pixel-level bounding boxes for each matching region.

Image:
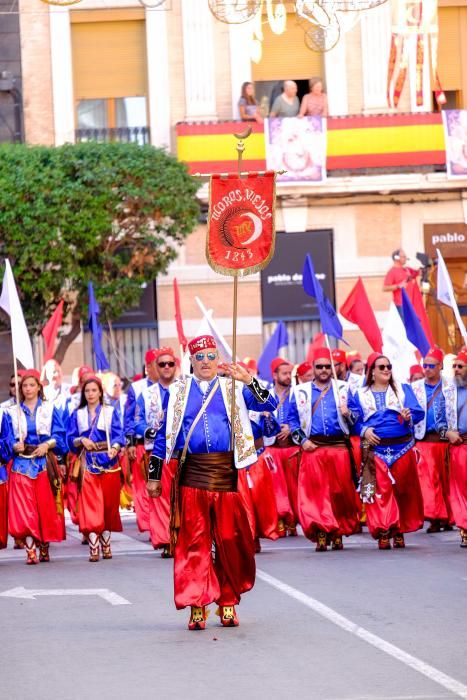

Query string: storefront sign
[424,223,467,260]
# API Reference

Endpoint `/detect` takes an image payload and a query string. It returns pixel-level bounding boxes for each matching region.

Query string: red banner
[207,171,276,276]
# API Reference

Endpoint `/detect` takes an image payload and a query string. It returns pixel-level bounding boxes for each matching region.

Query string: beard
[454,374,467,388]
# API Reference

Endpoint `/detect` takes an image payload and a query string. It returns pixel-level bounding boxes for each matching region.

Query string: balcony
[175,112,446,177]
[75,126,150,145]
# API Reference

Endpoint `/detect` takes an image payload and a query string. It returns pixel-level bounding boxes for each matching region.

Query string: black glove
[144,427,157,441]
[148,455,163,481]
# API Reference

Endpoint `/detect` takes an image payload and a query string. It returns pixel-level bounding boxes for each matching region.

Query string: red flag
[339,278,383,352]
[306,332,325,362]
[173,278,187,352]
[406,280,435,347]
[207,171,276,277]
[41,299,64,362]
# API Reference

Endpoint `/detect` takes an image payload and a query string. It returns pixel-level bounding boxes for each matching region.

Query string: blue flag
[88,282,110,371]
[303,254,344,341]
[257,321,289,383]
[401,288,430,357]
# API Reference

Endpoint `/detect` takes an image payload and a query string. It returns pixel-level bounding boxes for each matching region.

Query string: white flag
[0,259,35,369]
[195,296,237,362]
[436,249,467,343]
[382,303,418,384]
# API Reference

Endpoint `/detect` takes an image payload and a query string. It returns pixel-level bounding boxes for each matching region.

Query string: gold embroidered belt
[180,451,237,492]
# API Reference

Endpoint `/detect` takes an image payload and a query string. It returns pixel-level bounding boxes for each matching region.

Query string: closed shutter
[252,16,323,82]
[437,7,462,90]
[71,19,147,100]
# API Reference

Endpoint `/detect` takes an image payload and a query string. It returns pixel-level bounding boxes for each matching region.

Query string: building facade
[2,0,467,377]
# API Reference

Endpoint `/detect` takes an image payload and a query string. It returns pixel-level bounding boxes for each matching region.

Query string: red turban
[313,347,331,362]
[82,375,103,389]
[366,352,385,370]
[145,348,159,365]
[243,356,257,373]
[331,349,346,364]
[154,346,176,361]
[424,347,444,364]
[132,372,144,382]
[456,350,467,364]
[297,361,313,377]
[410,364,424,378]
[20,369,41,384]
[270,357,292,374]
[188,335,217,355]
[78,365,94,381]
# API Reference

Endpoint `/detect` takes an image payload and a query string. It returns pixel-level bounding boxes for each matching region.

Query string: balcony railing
[75,126,150,145]
[176,113,447,177]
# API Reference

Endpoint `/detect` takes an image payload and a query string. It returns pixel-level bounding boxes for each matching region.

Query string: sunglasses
[9,382,16,388]
[194,352,217,362]
[453,363,465,369]
[157,361,175,368]
[315,364,332,370]
[376,363,392,371]
[422,363,437,369]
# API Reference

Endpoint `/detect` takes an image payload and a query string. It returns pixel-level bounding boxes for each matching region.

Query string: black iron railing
[75,126,150,145]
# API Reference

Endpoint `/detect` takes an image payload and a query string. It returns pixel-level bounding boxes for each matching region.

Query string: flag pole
[230,126,252,450]
[12,350,23,443]
[324,334,340,385]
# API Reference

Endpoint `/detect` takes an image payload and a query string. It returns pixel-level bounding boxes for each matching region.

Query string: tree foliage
[0,141,200,361]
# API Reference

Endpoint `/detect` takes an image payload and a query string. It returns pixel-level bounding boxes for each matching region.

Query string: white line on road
[0,586,132,606]
[256,568,467,700]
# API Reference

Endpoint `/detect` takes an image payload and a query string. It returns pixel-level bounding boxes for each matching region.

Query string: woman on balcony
[348,354,424,550]
[238,82,263,124]
[299,77,328,118]
[67,375,124,562]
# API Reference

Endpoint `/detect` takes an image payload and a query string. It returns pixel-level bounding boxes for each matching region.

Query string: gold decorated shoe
[332,535,343,551]
[217,605,239,627]
[460,529,467,548]
[316,531,328,552]
[188,606,207,630]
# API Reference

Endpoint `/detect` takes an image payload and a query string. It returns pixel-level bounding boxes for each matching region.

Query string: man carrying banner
[411,347,452,533]
[134,347,178,557]
[288,348,360,551]
[148,335,277,630]
[435,350,467,548]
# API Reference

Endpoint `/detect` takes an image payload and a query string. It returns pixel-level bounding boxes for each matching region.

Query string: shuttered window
[71,18,147,100]
[252,15,323,82]
[437,7,462,90]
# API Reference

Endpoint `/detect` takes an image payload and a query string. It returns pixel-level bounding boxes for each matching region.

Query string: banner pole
[230,127,252,451]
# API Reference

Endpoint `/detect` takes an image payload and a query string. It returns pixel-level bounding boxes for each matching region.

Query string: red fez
[410,364,424,377]
[145,348,159,365]
[154,346,176,361]
[313,347,331,362]
[297,361,313,377]
[188,335,217,355]
[82,374,103,389]
[17,369,26,378]
[424,347,444,364]
[20,369,41,384]
[456,350,467,364]
[243,356,257,372]
[346,351,362,367]
[78,365,94,381]
[270,357,292,374]
[366,352,385,369]
[331,349,346,364]
[132,372,144,382]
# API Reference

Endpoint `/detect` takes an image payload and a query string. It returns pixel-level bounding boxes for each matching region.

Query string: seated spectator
[299,77,328,117]
[269,80,300,118]
[238,82,263,124]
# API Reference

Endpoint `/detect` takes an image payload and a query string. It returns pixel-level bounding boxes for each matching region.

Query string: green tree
[0,141,199,362]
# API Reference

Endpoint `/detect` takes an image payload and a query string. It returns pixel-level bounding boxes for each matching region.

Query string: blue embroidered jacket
[67,405,124,474]
[11,401,66,479]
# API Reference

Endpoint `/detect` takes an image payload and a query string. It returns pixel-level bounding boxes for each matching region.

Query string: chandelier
[208,0,390,52]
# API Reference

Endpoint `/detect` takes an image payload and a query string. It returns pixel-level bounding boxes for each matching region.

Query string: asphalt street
[1,513,466,700]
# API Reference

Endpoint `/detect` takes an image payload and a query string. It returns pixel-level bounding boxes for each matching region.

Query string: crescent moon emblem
[241,212,263,245]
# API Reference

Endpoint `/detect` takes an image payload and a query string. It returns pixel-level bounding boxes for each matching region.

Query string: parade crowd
[0,336,466,630]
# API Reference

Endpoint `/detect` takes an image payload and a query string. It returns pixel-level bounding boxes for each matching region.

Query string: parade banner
[207,171,276,277]
[264,116,327,184]
[442,110,467,180]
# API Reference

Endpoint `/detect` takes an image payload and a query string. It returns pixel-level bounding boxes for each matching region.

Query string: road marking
[0,586,131,606]
[256,569,467,700]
